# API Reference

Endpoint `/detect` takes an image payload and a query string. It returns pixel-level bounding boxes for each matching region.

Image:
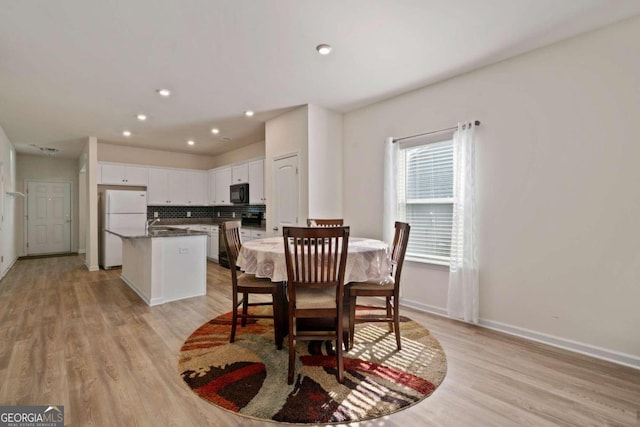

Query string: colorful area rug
[178,307,447,424]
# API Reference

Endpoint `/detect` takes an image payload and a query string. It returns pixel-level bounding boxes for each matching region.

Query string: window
[398,136,454,265]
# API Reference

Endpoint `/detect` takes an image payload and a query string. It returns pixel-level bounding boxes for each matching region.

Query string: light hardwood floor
[0,255,638,426]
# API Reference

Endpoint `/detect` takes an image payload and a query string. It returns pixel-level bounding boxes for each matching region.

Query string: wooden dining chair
[282,225,350,385]
[306,218,344,227]
[222,220,285,350]
[347,221,410,350]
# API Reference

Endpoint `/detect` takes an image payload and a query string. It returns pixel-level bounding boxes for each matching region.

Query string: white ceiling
[1,0,639,159]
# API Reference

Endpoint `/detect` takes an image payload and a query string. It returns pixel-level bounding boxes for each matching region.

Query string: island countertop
[106,227,208,239]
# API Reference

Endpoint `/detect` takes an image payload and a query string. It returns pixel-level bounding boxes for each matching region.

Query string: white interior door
[272,155,299,235]
[27,181,71,255]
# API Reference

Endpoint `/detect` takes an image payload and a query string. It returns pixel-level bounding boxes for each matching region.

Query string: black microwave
[230,183,249,204]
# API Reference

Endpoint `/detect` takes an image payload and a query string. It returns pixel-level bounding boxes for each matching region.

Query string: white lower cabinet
[209,225,219,261]
[241,228,265,242]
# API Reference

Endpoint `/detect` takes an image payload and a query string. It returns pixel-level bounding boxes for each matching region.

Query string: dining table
[236,236,392,284]
[236,235,392,348]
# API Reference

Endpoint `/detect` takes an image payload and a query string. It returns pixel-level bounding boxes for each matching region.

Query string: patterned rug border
[178,308,447,425]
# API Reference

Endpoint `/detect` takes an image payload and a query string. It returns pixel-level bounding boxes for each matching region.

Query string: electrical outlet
[217,212,220,217]
[187,211,191,217]
[232,212,235,218]
[154,211,158,218]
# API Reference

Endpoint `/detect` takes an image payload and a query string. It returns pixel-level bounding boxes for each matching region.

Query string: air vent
[40,147,59,155]
[29,144,59,156]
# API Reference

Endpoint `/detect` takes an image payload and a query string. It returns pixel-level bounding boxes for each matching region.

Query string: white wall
[15,154,79,255]
[98,142,217,170]
[265,106,308,232]
[0,125,17,279]
[308,105,343,218]
[83,137,99,271]
[343,16,640,365]
[264,104,345,233]
[212,141,265,168]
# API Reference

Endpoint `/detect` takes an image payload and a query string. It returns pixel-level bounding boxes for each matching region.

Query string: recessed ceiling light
[157,88,171,97]
[123,130,132,137]
[316,44,332,55]
[211,128,220,134]
[244,110,254,117]
[137,114,147,121]
[187,140,195,146]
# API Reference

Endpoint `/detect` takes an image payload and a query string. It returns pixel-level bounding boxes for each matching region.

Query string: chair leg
[393,298,401,351]
[273,286,284,350]
[336,314,344,384]
[241,292,249,326]
[288,315,295,385]
[230,292,238,343]
[386,297,393,332]
[348,295,356,350]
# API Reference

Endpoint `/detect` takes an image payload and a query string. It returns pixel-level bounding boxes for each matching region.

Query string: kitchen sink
[148,227,187,235]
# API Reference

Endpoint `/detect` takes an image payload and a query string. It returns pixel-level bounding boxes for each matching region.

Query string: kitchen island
[106,227,208,306]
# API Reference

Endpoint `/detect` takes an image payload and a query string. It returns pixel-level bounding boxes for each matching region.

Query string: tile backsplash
[147,205,266,221]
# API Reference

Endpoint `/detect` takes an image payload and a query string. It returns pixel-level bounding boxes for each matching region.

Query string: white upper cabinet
[248,159,265,204]
[99,163,148,186]
[208,170,216,205]
[232,163,249,184]
[147,168,191,205]
[167,171,189,205]
[147,168,170,205]
[186,171,207,205]
[215,167,232,205]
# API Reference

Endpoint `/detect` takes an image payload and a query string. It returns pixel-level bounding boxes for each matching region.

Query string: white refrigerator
[99,190,147,269]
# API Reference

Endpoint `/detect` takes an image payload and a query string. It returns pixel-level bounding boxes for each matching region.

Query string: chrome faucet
[146,218,160,232]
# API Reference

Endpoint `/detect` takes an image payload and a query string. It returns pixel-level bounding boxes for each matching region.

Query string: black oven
[230,183,249,204]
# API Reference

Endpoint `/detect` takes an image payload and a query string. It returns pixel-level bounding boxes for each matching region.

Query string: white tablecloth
[237,236,392,284]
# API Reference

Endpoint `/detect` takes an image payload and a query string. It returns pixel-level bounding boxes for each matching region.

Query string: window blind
[400,139,454,264]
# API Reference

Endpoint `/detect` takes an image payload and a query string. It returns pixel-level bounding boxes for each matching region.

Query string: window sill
[405,256,450,270]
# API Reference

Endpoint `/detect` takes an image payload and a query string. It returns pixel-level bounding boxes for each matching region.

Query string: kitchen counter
[105,228,207,306]
[140,219,267,231]
[106,227,208,239]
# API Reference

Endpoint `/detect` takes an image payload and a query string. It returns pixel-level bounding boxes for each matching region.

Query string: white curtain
[447,122,479,324]
[382,137,399,246]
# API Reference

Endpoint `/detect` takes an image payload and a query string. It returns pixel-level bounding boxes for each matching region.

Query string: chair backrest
[221,221,242,279]
[283,226,350,304]
[306,218,344,227]
[390,221,411,286]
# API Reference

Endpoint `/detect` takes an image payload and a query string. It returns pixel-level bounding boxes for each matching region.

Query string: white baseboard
[84,260,99,272]
[0,256,18,281]
[400,298,448,317]
[479,319,640,370]
[119,274,153,305]
[399,297,640,371]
